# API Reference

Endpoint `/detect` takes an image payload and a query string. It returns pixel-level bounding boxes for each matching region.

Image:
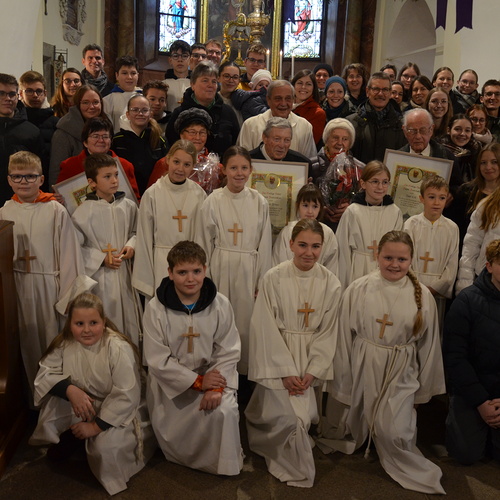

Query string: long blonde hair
[480,184,500,231]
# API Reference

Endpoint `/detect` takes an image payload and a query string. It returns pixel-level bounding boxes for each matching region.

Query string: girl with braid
[318,231,446,494]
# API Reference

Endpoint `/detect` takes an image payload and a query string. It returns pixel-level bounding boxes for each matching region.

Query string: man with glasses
[190,43,207,70]
[164,40,192,112]
[240,43,267,90]
[0,73,44,205]
[205,39,224,66]
[347,72,406,164]
[480,79,500,141]
[81,43,114,97]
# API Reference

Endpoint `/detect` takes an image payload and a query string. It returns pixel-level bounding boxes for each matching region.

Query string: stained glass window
[283,0,324,58]
[159,0,198,53]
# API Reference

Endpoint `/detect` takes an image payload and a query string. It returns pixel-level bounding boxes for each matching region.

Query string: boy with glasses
[240,43,268,90]
[480,79,500,141]
[164,40,192,112]
[190,43,207,70]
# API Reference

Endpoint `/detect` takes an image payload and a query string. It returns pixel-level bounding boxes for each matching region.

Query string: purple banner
[456,0,473,32]
[436,0,448,29]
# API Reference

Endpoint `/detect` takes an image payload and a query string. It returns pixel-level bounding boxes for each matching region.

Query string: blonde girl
[133,139,207,300]
[272,183,339,276]
[319,231,445,494]
[30,293,155,496]
[336,160,403,289]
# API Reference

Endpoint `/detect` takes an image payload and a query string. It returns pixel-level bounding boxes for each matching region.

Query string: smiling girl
[197,146,272,375]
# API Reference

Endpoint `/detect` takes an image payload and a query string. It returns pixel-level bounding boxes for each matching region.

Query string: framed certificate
[54,158,138,215]
[383,149,453,220]
[246,159,308,237]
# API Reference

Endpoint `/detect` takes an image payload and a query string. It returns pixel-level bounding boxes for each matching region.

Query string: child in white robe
[133,139,206,300]
[0,152,94,393]
[336,160,403,289]
[319,230,446,494]
[144,240,243,476]
[272,183,339,277]
[246,219,341,488]
[196,145,272,374]
[404,175,459,329]
[72,153,142,345]
[30,293,156,496]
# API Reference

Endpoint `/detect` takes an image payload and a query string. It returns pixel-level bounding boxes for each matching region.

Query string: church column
[342,0,363,68]
[118,0,136,57]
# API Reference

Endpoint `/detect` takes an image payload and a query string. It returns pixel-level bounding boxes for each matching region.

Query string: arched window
[159,0,199,52]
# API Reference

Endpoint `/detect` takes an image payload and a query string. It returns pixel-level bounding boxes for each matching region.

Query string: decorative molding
[59,0,87,45]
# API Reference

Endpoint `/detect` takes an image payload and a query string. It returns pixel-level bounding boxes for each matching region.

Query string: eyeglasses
[23,88,45,96]
[369,87,390,95]
[221,73,240,81]
[191,53,207,60]
[366,180,390,186]
[0,91,18,99]
[207,49,222,56]
[401,73,415,80]
[246,57,265,65]
[8,174,42,183]
[171,53,189,60]
[80,100,101,107]
[485,91,500,98]
[63,78,81,85]
[183,129,208,137]
[88,133,111,141]
[470,117,486,123]
[405,126,433,136]
[129,107,150,115]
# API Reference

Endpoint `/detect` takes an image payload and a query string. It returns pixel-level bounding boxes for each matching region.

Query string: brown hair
[469,143,500,212]
[222,145,252,169]
[291,69,320,103]
[246,43,267,57]
[127,94,163,149]
[424,87,453,138]
[167,139,197,165]
[19,70,46,88]
[51,67,83,117]
[486,239,500,264]
[84,153,116,182]
[167,240,207,269]
[480,183,500,231]
[291,218,324,243]
[295,183,325,220]
[143,80,169,97]
[419,175,449,196]
[361,160,391,182]
[8,151,42,174]
[378,231,423,336]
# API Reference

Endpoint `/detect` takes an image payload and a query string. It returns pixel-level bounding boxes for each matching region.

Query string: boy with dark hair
[190,42,207,70]
[71,153,142,344]
[164,40,191,112]
[143,80,170,132]
[144,240,243,475]
[241,43,268,90]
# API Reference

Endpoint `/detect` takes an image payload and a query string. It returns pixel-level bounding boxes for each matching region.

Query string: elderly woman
[322,76,356,122]
[310,118,363,229]
[166,61,240,157]
[56,116,140,200]
[49,84,108,186]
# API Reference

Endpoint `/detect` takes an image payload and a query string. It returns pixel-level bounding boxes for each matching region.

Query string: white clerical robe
[319,271,446,495]
[163,78,190,112]
[143,294,243,475]
[236,109,317,159]
[336,203,403,289]
[196,186,272,374]
[0,200,95,390]
[245,261,341,488]
[72,196,142,344]
[29,331,156,496]
[272,220,339,277]
[103,90,139,133]
[133,176,206,299]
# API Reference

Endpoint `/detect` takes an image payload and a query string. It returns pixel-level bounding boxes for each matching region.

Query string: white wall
[373,0,500,88]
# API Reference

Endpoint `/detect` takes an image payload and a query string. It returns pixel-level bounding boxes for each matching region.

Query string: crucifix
[228,223,243,245]
[367,240,378,261]
[172,210,187,232]
[419,251,434,273]
[19,249,37,273]
[102,243,117,265]
[298,302,315,327]
[182,326,200,353]
[376,314,393,339]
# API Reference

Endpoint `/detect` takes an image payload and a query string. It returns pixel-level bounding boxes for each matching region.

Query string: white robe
[319,271,446,495]
[236,109,317,159]
[336,202,403,289]
[103,90,140,133]
[0,200,95,390]
[272,220,339,277]
[29,331,156,496]
[163,78,190,112]
[71,196,142,345]
[133,176,207,299]
[245,261,341,488]
[456,200,500,294]
[143,293,243,475]
[196,186,272,374]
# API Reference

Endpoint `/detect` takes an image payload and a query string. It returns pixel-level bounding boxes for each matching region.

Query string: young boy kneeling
[144,240,243,475]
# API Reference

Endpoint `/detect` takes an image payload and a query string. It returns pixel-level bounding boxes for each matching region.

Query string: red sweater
[293,96,327,145]
[57,149,140,201]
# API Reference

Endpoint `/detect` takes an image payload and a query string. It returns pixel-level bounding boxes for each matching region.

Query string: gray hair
[190,60,218,84]
[367,71,391,88]
[403,108,433,128]
[262,117,292,138]
[322,118,356,146]
[267,79,295,100]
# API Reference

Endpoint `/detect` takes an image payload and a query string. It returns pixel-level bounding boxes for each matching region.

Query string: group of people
[1,38,500,496]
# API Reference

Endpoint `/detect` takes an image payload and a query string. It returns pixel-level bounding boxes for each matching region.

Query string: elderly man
[81,43,114,96]
[347,72,406,164]
[249,117,312,167]
[237,80,316,158]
